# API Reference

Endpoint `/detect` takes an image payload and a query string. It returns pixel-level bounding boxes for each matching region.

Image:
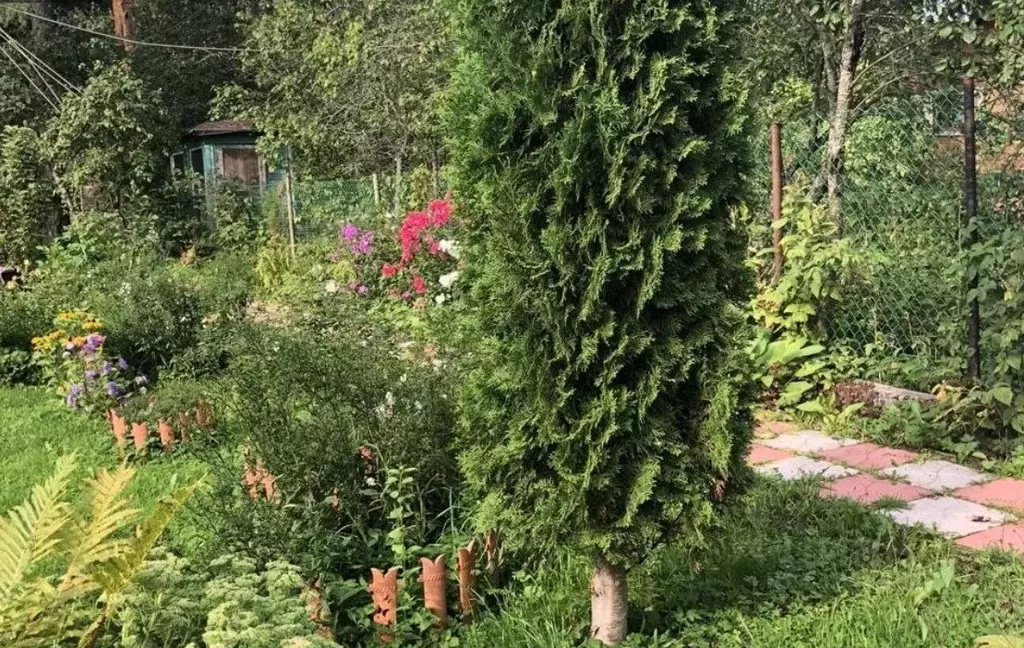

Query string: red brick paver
[821,474,931,505]
[818,442,919,470]
[954,478,1024,513]
[956,523,1024,552]
[747,444,793,466]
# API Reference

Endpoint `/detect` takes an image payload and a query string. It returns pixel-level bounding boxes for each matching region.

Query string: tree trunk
[112,0,134,52]
[590,554,627,645]
[822,0,865,234]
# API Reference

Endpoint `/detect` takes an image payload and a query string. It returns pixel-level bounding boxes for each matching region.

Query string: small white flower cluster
[438,239,460,259]
[435,269,461,304]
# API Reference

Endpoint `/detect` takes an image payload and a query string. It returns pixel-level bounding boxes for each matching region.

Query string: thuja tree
[445,0,754,644]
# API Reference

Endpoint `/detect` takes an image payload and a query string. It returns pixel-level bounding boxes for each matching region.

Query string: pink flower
[382,264,399,278]
[399,211,431,262]
[429,199,453,227]
[412,275,428,295]
[342,223,359,240]
[428,240,441,256]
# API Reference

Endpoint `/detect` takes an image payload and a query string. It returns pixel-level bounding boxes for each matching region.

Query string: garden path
[751,421,1024,553]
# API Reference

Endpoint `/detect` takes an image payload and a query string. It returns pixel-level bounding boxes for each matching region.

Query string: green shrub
[189,324,460,577]
[86,263,202,376]
[0,349,37,386]
[0,126,61,264]
[446,0,754,640]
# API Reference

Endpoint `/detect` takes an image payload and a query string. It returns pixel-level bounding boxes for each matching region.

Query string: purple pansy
[107,381,124,398]
[85,369,98,381]
[117,357,129,371]
[101,361,113,376]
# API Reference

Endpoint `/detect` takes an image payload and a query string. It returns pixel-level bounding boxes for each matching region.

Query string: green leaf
[991,385,1015,406]
[796,400,825,414]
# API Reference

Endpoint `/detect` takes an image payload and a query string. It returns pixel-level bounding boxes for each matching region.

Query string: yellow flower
[82,320,103,332]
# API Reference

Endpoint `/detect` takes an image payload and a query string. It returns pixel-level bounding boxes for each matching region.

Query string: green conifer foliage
[446,0,754,587]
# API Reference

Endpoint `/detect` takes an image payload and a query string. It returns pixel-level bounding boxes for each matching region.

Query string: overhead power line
[10,7,253,53]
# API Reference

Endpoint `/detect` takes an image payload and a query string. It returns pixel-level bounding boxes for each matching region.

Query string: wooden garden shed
[171,120,287,201]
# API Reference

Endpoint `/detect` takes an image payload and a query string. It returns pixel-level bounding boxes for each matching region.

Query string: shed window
[190,148,205,175]
[220,147,261,186]
[171,152,185,174]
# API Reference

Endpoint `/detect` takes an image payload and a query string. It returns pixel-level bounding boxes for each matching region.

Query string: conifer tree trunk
[590,554,628,645]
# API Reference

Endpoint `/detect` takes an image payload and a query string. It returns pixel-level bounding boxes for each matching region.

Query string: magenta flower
[342,223,359,240]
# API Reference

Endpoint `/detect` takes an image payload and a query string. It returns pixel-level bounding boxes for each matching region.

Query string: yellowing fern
[0,456,200,648]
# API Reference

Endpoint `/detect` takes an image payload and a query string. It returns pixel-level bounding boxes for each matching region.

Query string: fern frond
[79,479,201,648]
[60,464,139,599]
[0,455,76,595]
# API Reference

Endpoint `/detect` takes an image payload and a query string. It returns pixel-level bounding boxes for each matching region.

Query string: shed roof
[185,120,258,138]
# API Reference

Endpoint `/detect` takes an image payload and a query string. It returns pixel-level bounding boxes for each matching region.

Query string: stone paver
[887,496,1007,537]
[953,478,1024,513]
[756,456,858,481]
[956,523,1024,552]
[747,444,793,466]
[821,474,931,505]
[761,431,859,454]
[818,442,919,471]
[754,420,799,439]
[881,460,991,491]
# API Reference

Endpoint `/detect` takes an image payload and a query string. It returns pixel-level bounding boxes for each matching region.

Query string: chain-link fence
[758,79,1024,363]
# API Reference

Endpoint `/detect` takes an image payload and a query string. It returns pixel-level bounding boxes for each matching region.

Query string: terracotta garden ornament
[178,411,191,443]
[457,540,478,623]
[131,422,150,450]
[419,555,447,629]
[484,530,501,586]
[369,567,400,638]
[302,577,334,639]
[108,409,127,452]
[157,419,174,452]
[261,469,278,502]
[195,403,213,429]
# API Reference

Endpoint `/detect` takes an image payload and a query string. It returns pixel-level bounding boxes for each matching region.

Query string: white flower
[439,270,460,289]
[439,239,461,260]
[435,293,447,305]
[324,280,339,294]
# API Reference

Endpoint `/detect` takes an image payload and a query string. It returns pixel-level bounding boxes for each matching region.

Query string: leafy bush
[0,126,61,264]
[87,264,202,377]
[190,324,460,576]
[0,349,36,386]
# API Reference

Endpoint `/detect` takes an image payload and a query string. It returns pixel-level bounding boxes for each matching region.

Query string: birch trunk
[823,0,865,233]
[590,554,628,645]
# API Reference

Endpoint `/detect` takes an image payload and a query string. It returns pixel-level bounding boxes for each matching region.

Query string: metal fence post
[285,158,297,259]
[963,76,981,380]
[770,122,784,285]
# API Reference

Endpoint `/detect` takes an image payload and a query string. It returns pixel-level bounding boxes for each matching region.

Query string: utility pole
[112,0,134,52]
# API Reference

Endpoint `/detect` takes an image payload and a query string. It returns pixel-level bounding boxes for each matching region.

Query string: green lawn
[462,479,1024,647]
[0,387,206,541]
